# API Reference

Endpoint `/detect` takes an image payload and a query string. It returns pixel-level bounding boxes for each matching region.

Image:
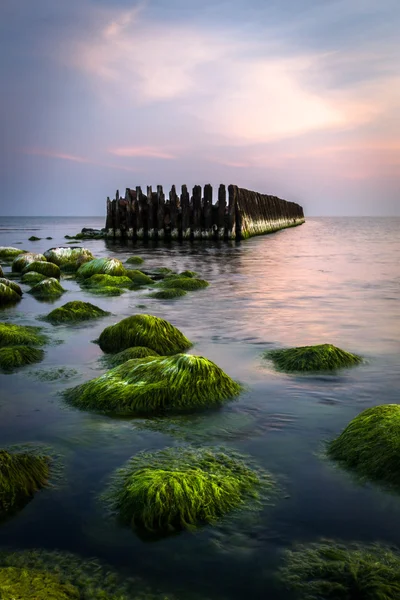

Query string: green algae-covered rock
[28,236,41,241]
[77,257,126,279]
[0,247,28,261]
[44,246,94,266]
[126,256,144,265]
[159,277,209,291]
[0,450,49,519]
[0,346,45,372]
[59,261,80,274]
[44,301,110,325]
[63,353,241,415]
[179,270,197,278]
[21,271,47,284]
[0,279,22,297]
[98,314,192,355]
[279,540,400,600]
[0,282,22,306]
[0,567,79,599]
[149,288,187,299]
[86,286,124,297]
[103,446,272,533]
[264,343,362,373]
[125,270,154,286]
[28,278,65,299]
[0,266,2,278]
[22,260,61,279]
[102,346,160,368]
[12,252,47,272]
[327,405,400,488]
[0,322,47,347]
[82,274,132,289]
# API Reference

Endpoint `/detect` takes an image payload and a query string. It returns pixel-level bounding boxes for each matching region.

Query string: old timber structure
[105,184,305,241]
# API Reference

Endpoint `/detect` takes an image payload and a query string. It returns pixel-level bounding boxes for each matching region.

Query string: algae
[279,540,400,600]
[0,566,79,599]
[12,252,47,272]
[82,274,132,289]
[126,256,144,265]
[0,346,45,372]
[0,322,47,347]
[0,449,50,519]
[125,269,154,286]
[22,260,61,279]
[44,301,110,325]
[31,367,79,382]
[21,271,47,284]
[180,270,197,278]
[327,404,400,488]
[77,257,126,279]
[0,279,22,296]
[98,314,192,355]
[0,247,28,260]
[28,278,66,299]
[63,353,241,415]
[103,446,274,534]
[148,288,187,299]
[86,286,124,297]
[159,277,209,291]
[43,247,94,266]
[264,343,362,372]
[0,283,21,306]
[102,346,160,367]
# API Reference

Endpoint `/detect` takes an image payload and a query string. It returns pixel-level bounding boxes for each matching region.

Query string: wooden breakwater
[105,184,305,241]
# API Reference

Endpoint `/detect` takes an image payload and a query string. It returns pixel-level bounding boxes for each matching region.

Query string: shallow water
[0,216,399,599]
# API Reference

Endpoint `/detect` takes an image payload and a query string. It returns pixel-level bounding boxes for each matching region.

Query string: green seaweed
[77,257,126,279]
[179,270,197,278]
[124,270,154,286]
[22,260,61,279]
[21,271,47,284]
[0,283,21,306]
[279,540,400,600]
[0,567,79,599]
[159,277,209,291]
[63,353,241,415]
[0,279,22,296]
[44,301,110,325]
[149,288,187,299]
[28,278,66,299]
[0,346,45,372]
[327,404,400,488]
[0,449,50,519]
[98,314,192,354]
[43,247,94,266]
[264,343,362,372]
[102,346,160,367]
[103,446,273,534]
[0,247,28,260]
[0,322,47,347]
[28,236,41,241]
[82,274,132,289]
[12,253,47,272]
[30,367,79,382]
[126,256,144,265]
[86,286,124,297]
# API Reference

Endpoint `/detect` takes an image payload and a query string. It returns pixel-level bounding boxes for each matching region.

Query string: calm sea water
[0,216,399,599]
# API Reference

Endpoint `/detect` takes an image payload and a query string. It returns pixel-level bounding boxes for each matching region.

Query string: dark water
[0,216,399,599]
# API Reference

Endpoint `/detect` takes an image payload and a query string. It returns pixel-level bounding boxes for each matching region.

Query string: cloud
[21,147,141,172]
[109,146,177,159]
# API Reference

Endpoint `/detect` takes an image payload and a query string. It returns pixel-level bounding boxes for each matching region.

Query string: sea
[0,216,399,599]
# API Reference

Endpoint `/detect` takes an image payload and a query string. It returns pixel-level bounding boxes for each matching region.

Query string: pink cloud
[21,147,141,172]
[109,146,177,159]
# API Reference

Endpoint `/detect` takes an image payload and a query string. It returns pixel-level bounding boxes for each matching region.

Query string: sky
[0,0,399,216]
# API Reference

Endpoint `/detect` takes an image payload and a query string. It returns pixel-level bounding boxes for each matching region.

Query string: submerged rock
[328,404,400,488]
[125,270,154,286]
[0,322,47,372]
[63,353,241,415]
[86,286,124,297]
[12,253,47,272]
[103,446,272,534]
[149,288,187,299]
[126,256,144,265]
[0,279,22,296]
[22,261,61,279]
[279,540,400,600]
[0,567,78,599]
[77,257,126,279]
[0,322,47,347]
[98,314,192,355]
[44,246,94,267]
[28,278,65,299]
[82,274,132,289]
[44,301,110,325]
[0,280,22,306]
[158,277,209,291]
[0,247,28,261]
[28,236,41,241]
[21,271,47,284]
[0,449,50,520]
[264,343,362,372]
[102,346,160,368]
[0,346,44,372]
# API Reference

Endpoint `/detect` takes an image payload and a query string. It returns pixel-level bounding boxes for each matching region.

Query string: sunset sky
[1,0,399,216]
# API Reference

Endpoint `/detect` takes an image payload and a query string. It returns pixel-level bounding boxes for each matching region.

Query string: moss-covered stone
[98,314,192,355]
[0,283,21,306]
[0,278,22,296]
[82,274,132,289]
[125,270,154,286]
[44,246,94,266]
[159,277,209,291]
[21,271,47,284]
[327,404,400,488]
[28,236,41,241]
[63,353,241,415]
[264,343,363,372]
[126,256,144,265]
[279,540,400,600]
[77,257,126,279]
[149,288,187,299]
[0,322,47,347]
[102,346,160,367]
[44,301,110,325]
[103,446,273,534]
[28,278,66,299]
[22,260,61,279]
[59,261,79,274]
[179,270,197,278]
[0,566,79,599]
[0,346,45,372]
[86,286,124,297]
[0,450,50,519]
[12,253,47,272]
[0,247,28,260]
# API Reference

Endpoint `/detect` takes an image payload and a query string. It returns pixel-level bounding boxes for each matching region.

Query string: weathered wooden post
[157,185,165,240]
[169,185,179,240]
[227,185,237,240]
[181,185,190,240]
[192,185,202,239]
[147,186,155,239]
[203,184,213,239]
